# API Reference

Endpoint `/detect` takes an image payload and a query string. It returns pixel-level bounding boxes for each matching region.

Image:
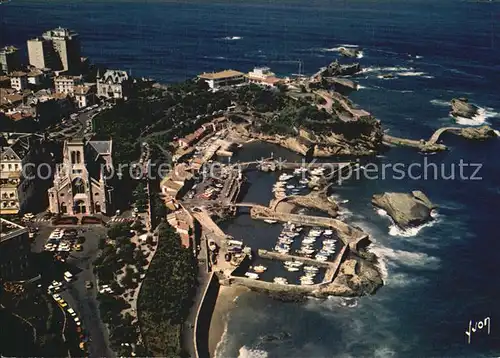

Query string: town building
[28,27,81,73]
[48,138,114,215]
[0,218,31,281]
[247,66,282,87]
[166,207,195,248]
[198,69,246,90]
[9,71,28,91]
[96,70,130,99]
[27,37,57,70]
[26,68,46,88]
[0,46,22,74]
[160,163,194,210]
[0,134,50,215]
[54,75,83,94]
[73,84,96,109]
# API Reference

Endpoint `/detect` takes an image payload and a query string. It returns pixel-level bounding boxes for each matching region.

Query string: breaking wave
[376,208,440,237]
[430,99,450,107]
[453,107,500,126]
[238,347,269,358]
[222,36,242,41]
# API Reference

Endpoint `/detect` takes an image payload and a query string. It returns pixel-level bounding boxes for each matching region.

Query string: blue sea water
[2,0,500,357]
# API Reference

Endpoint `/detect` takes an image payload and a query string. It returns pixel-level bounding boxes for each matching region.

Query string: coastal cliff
[372,191,436,229]
[234,120,383,157]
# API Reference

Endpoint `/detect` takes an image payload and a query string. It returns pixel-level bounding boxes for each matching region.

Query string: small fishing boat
[253,265,267,273]
[299,178,309,184]
[284,261,303,267]
[285,266,299,272]
[286,185,295,189]
[264,219,277,224]
[274,277,288,285]
[245,272,259,279]
[304,266,319,272]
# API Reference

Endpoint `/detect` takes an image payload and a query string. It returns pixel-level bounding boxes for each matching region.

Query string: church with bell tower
[48,137,114,215]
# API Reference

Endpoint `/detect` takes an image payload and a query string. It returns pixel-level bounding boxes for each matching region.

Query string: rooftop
[198,69,244,80]
[0,218,28,243]
[0,46,19,54]
[43,27,78,40]
[9,71,27,77]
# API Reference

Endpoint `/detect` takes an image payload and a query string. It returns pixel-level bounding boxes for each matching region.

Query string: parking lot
[30,224,113,357]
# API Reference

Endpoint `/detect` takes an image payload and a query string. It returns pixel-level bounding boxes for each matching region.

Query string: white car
[23,213,34,220]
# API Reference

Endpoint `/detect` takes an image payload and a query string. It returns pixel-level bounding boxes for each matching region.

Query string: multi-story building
[198,69,246,90]
[0,46,22,74]
[28,27,81,73]
[43,27,81,73]
[73,84,96,108]
[9,71,28,91]
[0,135,48,215]
[54,75,83,95]
[247,66,282,87]
[26,68,46,88]
[96,70,130,99]
[27,37,57,70]
[0,218,31,281]
[48,138,114,215]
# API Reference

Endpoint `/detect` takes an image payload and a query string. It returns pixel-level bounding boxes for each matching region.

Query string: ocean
[2,0,500,357]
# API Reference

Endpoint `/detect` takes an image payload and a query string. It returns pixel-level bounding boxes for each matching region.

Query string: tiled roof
[198,69,244,80]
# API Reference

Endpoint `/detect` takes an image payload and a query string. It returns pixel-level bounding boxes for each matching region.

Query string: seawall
[194,272,220,358]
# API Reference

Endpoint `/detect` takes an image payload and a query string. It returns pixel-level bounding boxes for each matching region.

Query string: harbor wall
[194,272,219,358]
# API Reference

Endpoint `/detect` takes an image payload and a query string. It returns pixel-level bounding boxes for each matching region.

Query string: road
[182,233,211,358]
[31,224,113,358]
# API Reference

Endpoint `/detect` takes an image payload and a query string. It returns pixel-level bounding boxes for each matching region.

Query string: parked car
[85,281,93,289]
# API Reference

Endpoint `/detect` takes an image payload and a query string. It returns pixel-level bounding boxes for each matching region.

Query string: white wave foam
[362,66,414,74]
[376,207,440,237]
[415,55,423,59]
[222,36,242,41]
[319,47,341,52]
[376,209,388,217]
[494,130,500,137]
[356,51,364,59]
[238,347,269,358]
[454,105,500,126]
[339,44,359,48]
[372,245,440,270]
[430,99,450,107]
[396,71,426,77]
[357,84,368,90]
[214,321,230,358]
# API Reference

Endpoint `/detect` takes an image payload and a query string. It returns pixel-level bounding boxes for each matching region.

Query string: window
[8,164,12,170]
[14,164,18,170]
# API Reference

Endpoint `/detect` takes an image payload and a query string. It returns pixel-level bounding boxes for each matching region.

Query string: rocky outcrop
[460,125,498,140]
[321,60,361,77]
[338,47,361,58]
[273,191,339,217]
[372,191,437,229]
[451,97,479,119]
[324,257,383,297]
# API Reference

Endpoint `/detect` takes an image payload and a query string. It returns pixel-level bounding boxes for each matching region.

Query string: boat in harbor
[279,174,293,181]
[286,184,295,189]
[284,261,303,267]
[285,266,299,272]
[264,219,278,224]
[299,178,309,184]
[274,277,288,285]
[253,265,267,273]
[324,229,333,236]
[245,272,259,279]
[323,239,336,244]
[304,266,319,272]
[315,255,328,262]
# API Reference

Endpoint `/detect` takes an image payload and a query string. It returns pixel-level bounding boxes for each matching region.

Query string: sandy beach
[209,285,250,357]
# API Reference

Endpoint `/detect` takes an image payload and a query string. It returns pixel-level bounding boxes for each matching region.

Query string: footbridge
[383,126,478,152]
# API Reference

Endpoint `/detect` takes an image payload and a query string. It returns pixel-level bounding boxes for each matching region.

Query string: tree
[107,223,131,240]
